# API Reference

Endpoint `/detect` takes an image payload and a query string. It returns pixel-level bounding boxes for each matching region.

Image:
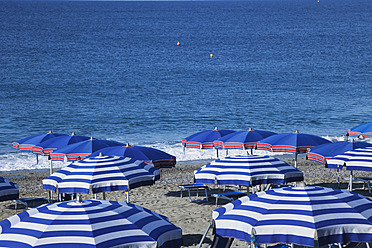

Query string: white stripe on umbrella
[327,148,372,170]
[194,155,303,186]
[0,199,182,248]
[213,186,372,247]
[326,148,372,191]
[43,155,160,195]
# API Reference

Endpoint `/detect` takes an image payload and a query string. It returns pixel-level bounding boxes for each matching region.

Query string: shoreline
[1,159,372,247]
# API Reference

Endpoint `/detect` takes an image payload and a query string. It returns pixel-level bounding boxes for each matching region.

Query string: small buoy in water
[177,41,180,46]
[210,53,213,58]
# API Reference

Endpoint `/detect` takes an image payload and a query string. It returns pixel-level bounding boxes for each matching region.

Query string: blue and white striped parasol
[326,148,372,191]
[0,199,182,248]
[327,147,372,171]
[194,155,303,186]
[0,177,19,202]
[213,186,372,247]
[43,155,160,201]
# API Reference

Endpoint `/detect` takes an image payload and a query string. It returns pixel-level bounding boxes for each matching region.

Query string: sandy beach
[1,158,372,247]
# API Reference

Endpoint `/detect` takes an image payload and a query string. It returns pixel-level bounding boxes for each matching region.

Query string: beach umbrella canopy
[307,140,372,164]
[213,186,372,247]
[194,155,303,186]
[49,137,124,161]
[12,131,67,150]
[88,144,176,168]
[32,132,90,155]
[257,130,331,167]
[327,148,372,192]
[0,199,182,248]
[213,128,277,150]
[182,127,235,149]
[326,147,372,171]
[0,177,19,202]
[348,122,372,138]
[43,155,160,194]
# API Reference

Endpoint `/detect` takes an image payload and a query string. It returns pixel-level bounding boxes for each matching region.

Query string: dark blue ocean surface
[0,0,371,168]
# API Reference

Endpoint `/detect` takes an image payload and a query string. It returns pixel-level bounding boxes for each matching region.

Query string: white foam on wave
[0,152,67,172]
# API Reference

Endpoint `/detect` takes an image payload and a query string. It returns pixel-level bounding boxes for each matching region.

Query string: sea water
[0,0,371,171]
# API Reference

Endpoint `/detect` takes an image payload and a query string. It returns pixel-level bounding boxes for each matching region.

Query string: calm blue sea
[0,0,371,171]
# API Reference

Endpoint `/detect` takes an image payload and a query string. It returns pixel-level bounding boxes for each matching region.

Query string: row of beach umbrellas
[12,131,176,171]
[2,123,371,248]
[182,122,372,152]
[2,132,183,247]
[184,124,372,247]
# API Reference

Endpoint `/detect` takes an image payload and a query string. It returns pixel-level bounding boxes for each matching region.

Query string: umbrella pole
[36,154,39,164]
[48,190,52,202]
[102,192,106,200]
[294,153,298,168]
[216,149,219,158]
[250,229,256,248]
[337,168,340,189]
[349,171,353,191]
[49,160,53,175]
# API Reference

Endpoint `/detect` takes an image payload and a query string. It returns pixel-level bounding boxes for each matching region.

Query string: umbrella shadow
[165,188,243,206]
[182,234,212,246]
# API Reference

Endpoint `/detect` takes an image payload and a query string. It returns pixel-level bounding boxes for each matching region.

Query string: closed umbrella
[213,186,372,247]
[213,128,276,155]
[257,130,331,167]
[88,144,176,168]
[194,155,303,187]
[348,122,372,138]
[0,199,182,248]
[49,137,123,161]
[0,177,19,202]
[43,155,160,202]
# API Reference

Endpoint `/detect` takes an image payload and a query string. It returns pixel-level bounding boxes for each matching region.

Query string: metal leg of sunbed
[197,222,212,248]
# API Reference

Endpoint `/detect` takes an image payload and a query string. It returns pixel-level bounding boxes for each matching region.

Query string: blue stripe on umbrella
[327,148,372,171]
[43,156,160,194]
[194,155,303,186]
[213,186,372,247]
[307,140,372,164]
[0,199,182,248]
